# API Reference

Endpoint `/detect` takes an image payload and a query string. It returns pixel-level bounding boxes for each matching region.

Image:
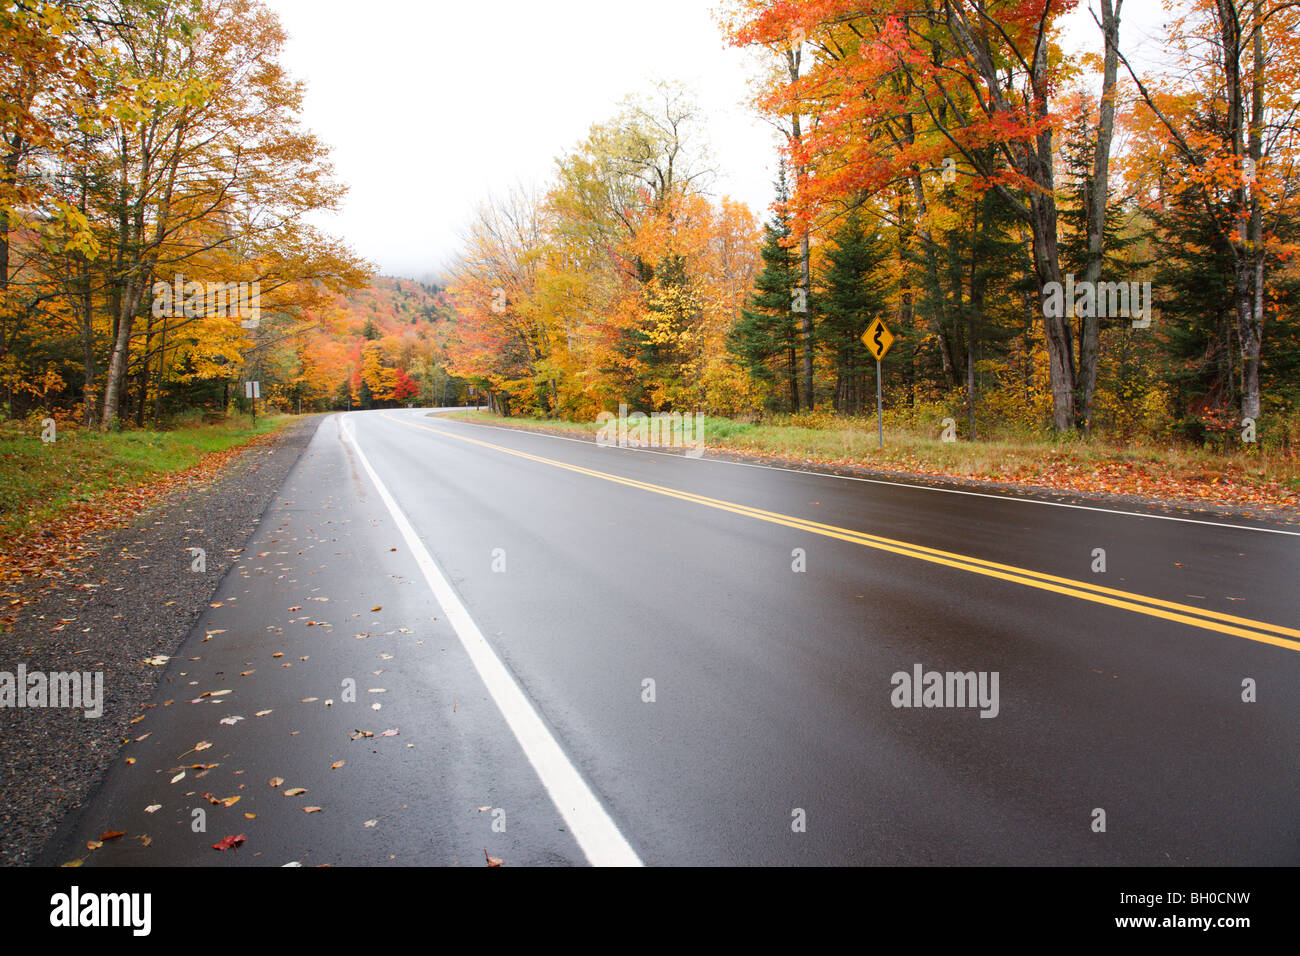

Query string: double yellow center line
[383,413,1300,654]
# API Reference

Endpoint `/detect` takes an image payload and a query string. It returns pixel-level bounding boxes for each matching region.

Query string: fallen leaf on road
[269,777,284,788]
[255,709,272,717]
[137,835,152,847]
[219,716,244,726]
[244,813,257,819]
[301,697,319,703]
[62,859,84,868]
[371,606,382,612]
[194,741,212,752]
[380,728,399,737]
[363,819,378,828]
[99,830,124,841]
[349,730,373,740]
[331,761,344,770]
[303,806,323,814]
[86,841,102,850]
[485,850,503,867]
[211,834,245,851]
[170,772,186,784]
[284,787,307,797]
[144,804,161,814]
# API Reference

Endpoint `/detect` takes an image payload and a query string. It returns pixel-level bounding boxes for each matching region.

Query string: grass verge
[0,413,293,542]
[439,409,1298,516]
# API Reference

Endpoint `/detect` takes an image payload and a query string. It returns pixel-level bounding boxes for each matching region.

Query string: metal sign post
[876,359,883,448]
[245,380,260,425]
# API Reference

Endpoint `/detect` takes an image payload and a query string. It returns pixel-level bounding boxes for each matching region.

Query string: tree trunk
[1077,0,1122,435]
[1029,193,1076,431]
[909,170,956,383]
[153,311,169,424]
[102,114,187,428]
[81,278,96,427]
[101,283,140,427]
[1239,0,1265,424]
[897,195,915,410]
[788,343,800,412]
[968,280,982,443]
[800,234,813,409]
[103,258,155,427]
[787,44,815,411]
[0,130,21,300]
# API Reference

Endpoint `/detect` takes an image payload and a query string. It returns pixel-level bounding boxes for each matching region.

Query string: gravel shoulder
[0,414,323,866]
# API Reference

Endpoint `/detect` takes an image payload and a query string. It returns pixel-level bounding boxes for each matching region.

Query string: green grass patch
[0,413,294,540]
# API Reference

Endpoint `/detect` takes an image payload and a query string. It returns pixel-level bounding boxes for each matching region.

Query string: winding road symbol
[861,318,894,361]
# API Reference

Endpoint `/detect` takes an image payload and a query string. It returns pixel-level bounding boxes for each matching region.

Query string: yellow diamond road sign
[862,318,894,361]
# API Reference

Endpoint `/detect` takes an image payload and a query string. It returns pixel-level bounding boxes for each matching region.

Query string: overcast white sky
[266,0,1172,283]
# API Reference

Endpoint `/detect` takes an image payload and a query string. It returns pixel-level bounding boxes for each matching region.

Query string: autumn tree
[15,0,370,427]
[1118,0,1300,432]
[724,0,1132,432]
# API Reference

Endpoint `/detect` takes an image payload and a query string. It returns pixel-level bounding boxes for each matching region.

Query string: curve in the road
[383,413,1300,655]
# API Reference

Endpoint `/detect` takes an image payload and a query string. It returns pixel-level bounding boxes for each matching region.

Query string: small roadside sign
[245,381,260,399]
[861,318,895,449]
[861,318,894,361]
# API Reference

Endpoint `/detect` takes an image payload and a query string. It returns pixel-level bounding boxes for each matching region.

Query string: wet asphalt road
[44,408,1300,866]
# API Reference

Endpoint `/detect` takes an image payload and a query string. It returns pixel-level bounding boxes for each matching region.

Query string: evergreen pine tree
[728,164,803,411]
[818,203,891,414]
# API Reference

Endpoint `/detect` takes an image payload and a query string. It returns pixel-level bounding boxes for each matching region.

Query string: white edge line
[341,414,643,867]
[423,411,1300,538]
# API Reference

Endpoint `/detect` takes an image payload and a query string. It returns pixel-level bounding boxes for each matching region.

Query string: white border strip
[341,415,642,867]
[426,412,1300,538]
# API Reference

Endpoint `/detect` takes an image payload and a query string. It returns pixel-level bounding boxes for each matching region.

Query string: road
[45,408,1300,866]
